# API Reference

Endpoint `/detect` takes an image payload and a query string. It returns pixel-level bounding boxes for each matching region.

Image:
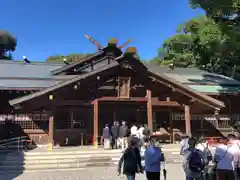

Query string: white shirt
[214,144,233,170]
[138,127,145,137]
[229,140,240,169]
[196,142,212,159]
[130,126,138,136]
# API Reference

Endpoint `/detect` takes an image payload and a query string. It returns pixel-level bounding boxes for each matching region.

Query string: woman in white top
[214,134,239,180]
[227,134,240,180]
[130,124,138,137]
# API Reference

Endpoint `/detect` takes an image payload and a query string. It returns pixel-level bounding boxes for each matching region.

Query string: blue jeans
[126,175,135,180]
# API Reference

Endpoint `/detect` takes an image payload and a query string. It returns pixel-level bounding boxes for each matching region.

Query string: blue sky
[1,0,203,61]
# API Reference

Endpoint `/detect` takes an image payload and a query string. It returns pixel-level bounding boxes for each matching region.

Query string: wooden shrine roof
[145,64,240,94]
[9,62,119,106]
[0,60,74,90]
[9,56,225,110]
[50,46,122,75]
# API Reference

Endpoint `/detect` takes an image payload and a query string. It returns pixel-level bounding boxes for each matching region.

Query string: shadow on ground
[0,121,37,180]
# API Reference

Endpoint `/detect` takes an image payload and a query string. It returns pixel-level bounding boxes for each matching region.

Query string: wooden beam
[93,100,99,147]
[146,89,153,132]
[48,115,54,150]
[184,105,191,136]
[96,96,147,102]
[150,75,222,110]
[151,98,181,106]
[22,97,181,110]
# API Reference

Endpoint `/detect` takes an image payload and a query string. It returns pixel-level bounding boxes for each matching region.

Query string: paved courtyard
[1,164,185,180]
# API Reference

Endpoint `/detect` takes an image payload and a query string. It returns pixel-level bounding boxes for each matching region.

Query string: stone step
[1,156,114,165]
[0,158,183,172]
[0,147,182,172]
[0,150,182,162]
[0,161,116,171]
[1,153,181,163]
[1,152,122,160]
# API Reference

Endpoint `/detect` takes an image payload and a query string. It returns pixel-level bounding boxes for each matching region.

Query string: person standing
[111,121,119,149]
[118,137,143,180]
[227,134,240,180]
[137,124,145,146]
[195,137,213,180]
[214,137,234,180]
[182,137,205,180]
[144,137,165,180]
[116,121,121,148]
[130,124,138,137]
[119,121,129,152]
[142,124,151,143]
[102,124,111,149]
[180,134,190,155]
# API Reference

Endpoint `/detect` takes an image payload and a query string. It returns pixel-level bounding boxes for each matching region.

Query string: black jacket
[118,147,142,175]
[102,127,111,138]
[111,125,119,138]
[119,125,129,138]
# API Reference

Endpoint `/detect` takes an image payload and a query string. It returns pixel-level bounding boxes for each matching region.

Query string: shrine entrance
[98,101,147,130]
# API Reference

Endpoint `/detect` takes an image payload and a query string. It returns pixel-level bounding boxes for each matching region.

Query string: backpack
[188,149,204,173]
[142,127,150,136]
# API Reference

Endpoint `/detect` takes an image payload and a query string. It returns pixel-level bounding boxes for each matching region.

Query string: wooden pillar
[113,110,116,122]
[146,89,153,132]
[152,111,156,131]
[93,100,99,147]
[136,108,140,125]
[184,105,191,136]
[48,115,54,150]
[70,111,74,128]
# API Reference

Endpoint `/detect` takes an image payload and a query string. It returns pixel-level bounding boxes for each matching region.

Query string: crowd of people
[180,134,240,180]
[102,121,166,180]
[116,132,240,180]
[101,121,151,151]
[102,121,240,180]
[117,136,166,180]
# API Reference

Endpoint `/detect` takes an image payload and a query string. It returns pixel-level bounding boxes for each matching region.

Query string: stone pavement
[2,164,185,180]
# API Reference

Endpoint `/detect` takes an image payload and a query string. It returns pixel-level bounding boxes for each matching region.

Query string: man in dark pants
[119,121,129,152]
[111,121,119,149]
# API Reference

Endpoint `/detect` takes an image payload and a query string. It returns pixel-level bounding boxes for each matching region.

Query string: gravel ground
[1,164,185,180]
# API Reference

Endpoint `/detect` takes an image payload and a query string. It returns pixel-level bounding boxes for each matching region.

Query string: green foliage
[188,0,240,77]
[0,30,16,60]
[150,13,240,78]
[149,57,162,65]
[46,54,91,63]
[152,16,225,69]
[147,1,240,79]
[189,0,240,18]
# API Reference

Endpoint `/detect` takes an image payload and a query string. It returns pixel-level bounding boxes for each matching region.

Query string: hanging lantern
[49,94,54,100]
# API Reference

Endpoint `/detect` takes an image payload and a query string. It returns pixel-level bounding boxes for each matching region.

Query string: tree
[189,0,240,77]
[189,0,240,18]
[152,16,234,73]
[46,53,91,63]
[148,57,162,65]
[0,30,17,59]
